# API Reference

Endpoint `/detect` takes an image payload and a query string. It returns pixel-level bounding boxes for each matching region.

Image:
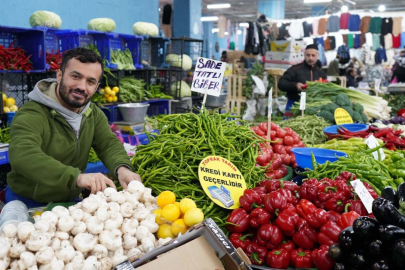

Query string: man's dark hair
[60,47,104,80]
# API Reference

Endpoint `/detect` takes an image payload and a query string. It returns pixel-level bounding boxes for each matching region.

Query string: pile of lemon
[2,94,18,113]
[99,86,119,103]
[154,191,204,239]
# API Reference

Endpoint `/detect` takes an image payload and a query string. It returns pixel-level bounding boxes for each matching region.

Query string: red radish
[277,129,287,138]
[280,164,288,175]
[284,127,294,136]
[270,130,277,139]
[290,153,296,165]
[293,135,301,144]
[273,137,284,145]
[284,146,293,154]
[271,123,279,130]
[281,153,291,165]
[274,169,285,179]
[274,145,286,154]
[283,136,294,146]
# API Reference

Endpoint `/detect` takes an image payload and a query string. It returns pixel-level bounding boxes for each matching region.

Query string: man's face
[304,49,319,67]
[56,58,102,112]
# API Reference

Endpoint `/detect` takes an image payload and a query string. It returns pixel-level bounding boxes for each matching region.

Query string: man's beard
[59,78,91,108]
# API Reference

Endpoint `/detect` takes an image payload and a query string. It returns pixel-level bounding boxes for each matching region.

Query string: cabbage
[29,11,62,28]
[165,54,192,70]
[87,18,116,32]
[132,22,159,36]
[171,81,191,98]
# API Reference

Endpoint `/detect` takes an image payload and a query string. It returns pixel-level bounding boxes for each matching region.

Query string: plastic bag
[242,99,257,120]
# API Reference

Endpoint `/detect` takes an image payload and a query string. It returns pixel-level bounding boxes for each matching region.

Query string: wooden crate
[226,75,246,115]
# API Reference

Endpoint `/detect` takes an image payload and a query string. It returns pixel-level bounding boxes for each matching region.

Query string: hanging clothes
[303,21,312,37]
[289,20,304,39]
[162,4,172,37]
[381,18,393,36]
[401,32,405,49]
[360,16,372,34]
[361,44,374,66]
[354,34,360,49]
[337,45,350,64]
[277,23,287,40]
[312,19,319,36]
[342,34,348,46]
[402,16,405,32]
[375,46,387,64]
[393,17,403,36]
[360,34,366,47]
[340,13,351,29]
[369,17,382,34]
[334,34,344,49]
[316,38,327,66]
[324,37,331,51]
[347,34,354,48]
[329,36,336,50]
[327,16,340,32]
[384,34,393,49]
[348,14,361,31]
[366,33,373,47]
[393,34,401,48]
[372,34,380,51]
[318,18,327,35]
[244,22,267,56]
[218,15,226,38]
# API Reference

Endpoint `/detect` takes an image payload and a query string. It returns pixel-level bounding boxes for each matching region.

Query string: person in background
[279,44,327,116]
[346,68,359,88]
[392,50,405,83]
[327,54,341,76]
[5,47,141,207]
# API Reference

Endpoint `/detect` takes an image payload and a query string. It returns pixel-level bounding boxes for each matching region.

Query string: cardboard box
[264,51,304,66]
[270,40,305,53]
[226,50,256,60]
[129,218,251,270]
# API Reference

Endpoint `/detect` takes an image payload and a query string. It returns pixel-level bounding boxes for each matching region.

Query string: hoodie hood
[28,78,91,137]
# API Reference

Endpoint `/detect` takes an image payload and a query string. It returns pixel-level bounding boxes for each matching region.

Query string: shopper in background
[5,47,141,207]
[327,54,341,76]
[346,68,359,88]
[279,44,327,115]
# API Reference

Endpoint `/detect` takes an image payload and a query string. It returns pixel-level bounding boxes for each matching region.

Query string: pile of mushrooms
[0,181,167,270]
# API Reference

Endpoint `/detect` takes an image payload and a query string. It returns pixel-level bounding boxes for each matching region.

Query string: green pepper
[392,152,405,162]
[395,160,405,169]
[395,169,405,179]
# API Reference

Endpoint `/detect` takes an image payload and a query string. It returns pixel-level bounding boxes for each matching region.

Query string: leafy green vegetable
[147,84,173,99]
[87,18,116,32]
[119,77,147,102]
[111,48,135,70]
[241,62,274,99]
[88,147,101,163]
[29,11,62,28]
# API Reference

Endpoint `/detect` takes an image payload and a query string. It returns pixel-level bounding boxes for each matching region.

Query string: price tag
[191,57,226,97]
[299,92,306,110]
[268,88,273,118]
[350,180,374,214]
[334,108,353,125]
[365,135,385,161]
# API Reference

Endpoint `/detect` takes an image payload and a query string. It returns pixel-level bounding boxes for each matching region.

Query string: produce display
[87,18,116,32]
[99,86,119,103]
[132,22,159,36]
[110,49,135,70]
[0,45,33,72]
[118,77,146,102]
[2,94,18,113]
[170,80,191,98]
[45,52,63,71]
[29,10,62,28]
[147,84,172,100]
[88,147,101,163]
[312,137,385,155]
[165,54,192,70]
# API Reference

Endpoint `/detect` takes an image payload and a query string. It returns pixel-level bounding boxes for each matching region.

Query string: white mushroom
[35,246,54,264]
[91,244,108,259]
[104,212,123,230]
[71,221,86,236]
[140,188,155,203]
[103,187,117,201]
[50,238,61,251]
[120,202,134,218]
[73,233,98,253]
[68,251,84,270]
[2,223,17,238]
[55,231,70,240]
[25,230,52,251]
[140,214,159,233]
[18,251,36,269]
[0,237,11,258]
[52,206,70,218]
[126,247,142,262]
[95,206,109,221]
[39,257,65,270]
[90,194,107,208]
[55,240,76,263]
[127,181,145,200]
[58,216,75,232]
[82,256,100,270]
[17,222,35,243]
[0,257,10,270]
[122,233,138,250]
[110,192,126,204]
[132,204,150,221]
[34,220,51,232]
[86,216,104,235]
[70,209,84,221]
[121,219,138,235]
[100,257,112,270]
[122,190,139,209]
[96,191,108,201]
[82,197,98,213]
[99,229,122,251]
[9,240,26,258]
[82,212,92,223]
[135,226,150,241]
[40,211,58,225]
[28,265,38,270]
[144,202,157,212]
[111,247,127,267]
[9,259,19,270]
[108,202,120,212]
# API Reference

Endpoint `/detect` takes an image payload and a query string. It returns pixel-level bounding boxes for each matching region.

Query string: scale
[112,121,154,135]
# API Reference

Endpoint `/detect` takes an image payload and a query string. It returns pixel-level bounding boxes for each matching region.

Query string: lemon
[109,91,116,97]
[3,107,10,113]
[9,105,18,112]
[153,209,165,225]
[157,224,174,239]
[104,94,110,98]
[161,204,181,222]
[105,86,112,95]
[5,97,15,107]
[2,93,6,103]
[112,96,118,102]
[99,88,105,95]
[184,208,204,227]
[179,198,197,214]
[112,86,119,93]
[171,219,188,236]
[157,191,176,208]
[107,96,113,103]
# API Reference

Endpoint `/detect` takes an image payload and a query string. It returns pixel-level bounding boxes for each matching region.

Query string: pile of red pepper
[46,52,63,70]
[0,44,33,72]
[227,172,377,269]
[252,122,305,179]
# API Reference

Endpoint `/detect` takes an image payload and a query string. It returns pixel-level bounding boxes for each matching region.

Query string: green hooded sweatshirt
[7,79,133,203]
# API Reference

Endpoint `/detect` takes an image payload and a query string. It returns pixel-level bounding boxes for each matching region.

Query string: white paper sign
[299,92,306,110]
[350,180,374,214]
[191,57,227,97]
[365,135,385,161]
[268,88,273,118]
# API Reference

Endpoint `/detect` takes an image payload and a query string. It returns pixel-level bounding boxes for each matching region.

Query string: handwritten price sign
[191,57,226,97]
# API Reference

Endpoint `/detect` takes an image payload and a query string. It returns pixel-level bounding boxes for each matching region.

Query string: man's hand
[296,83,305,91]
[76,173,116,194]
[117,166,142,189]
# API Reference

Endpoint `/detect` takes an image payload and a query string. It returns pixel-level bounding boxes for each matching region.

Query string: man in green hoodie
[5,47,140,207]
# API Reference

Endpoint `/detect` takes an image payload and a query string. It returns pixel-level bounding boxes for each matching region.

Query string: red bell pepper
[327,210,341,222]
[332,179,353,200]
[293,225,318,249]
[275,207,299,236]
[311,245,335,270]
[317,221,342,246]
[259,122,268,134]
[296,199,330,229]
[276,188,298,205]
[339,171,357,181]
[263,191,288,217]
[254,234,278,250]
[245,242,267,265]
[252,186,267,200]
[239,189,262,212]
[266,249,290,269]
[226,208,250,233]
[362,181,379,199]
[317,186,338,205]
[324,193,347,212]
[346,195,368,216]
[250,208,271,229]
[337,203,361,229]
[257,224,283,248]
[290,248,314,268]
[265,179,299,195]
[298,178,321,203]
[256,151,271,166]
[279,239,295,252]
[229,233,252,251]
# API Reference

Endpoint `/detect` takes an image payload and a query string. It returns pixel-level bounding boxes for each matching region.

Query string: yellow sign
[334,108,354,124]
[271,41,290,52]
[198,156,247,209]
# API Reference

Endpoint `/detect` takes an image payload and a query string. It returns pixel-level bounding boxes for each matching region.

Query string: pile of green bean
[132,109,267,229]
[279,115,330,145]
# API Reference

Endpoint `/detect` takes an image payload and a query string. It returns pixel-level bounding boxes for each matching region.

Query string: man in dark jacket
[279,44,327,113]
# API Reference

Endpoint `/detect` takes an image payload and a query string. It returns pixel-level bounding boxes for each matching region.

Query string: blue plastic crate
[137,130,159,145]
[0,150,9,166]
[140,36,169,68]
[85,161,109,174]
[100,105,123,123]
[0,26,46,73]
[106,33,143,69]
[142,99,170,116]
[33,27,62,54]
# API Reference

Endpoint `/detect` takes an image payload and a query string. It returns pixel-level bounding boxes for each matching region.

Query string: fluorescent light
[341,5,348,12]
[212,28,219,33]
[303,0,332,3]
[239,22,249,27]
[200,16,219,22]
[277,22,282,27]
[237,30,242,35]
[225,32,229,35]
[344,0,356,5]
[207,3,231,9]
[378,5,385,12]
